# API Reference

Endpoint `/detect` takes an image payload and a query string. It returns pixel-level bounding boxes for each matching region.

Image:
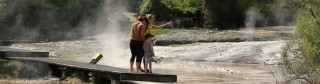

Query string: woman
[145,14,172,36]
[143,14,172,73]
[129,16,147,72]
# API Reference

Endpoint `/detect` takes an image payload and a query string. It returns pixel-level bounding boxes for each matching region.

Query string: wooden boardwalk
[0,46,49,58]
[0,46,177,83]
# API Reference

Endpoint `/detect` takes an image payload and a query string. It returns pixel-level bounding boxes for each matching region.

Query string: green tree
[202,0,276,29]
[161,0,201,15]
[139,0,202,21]
[139,0,172,21]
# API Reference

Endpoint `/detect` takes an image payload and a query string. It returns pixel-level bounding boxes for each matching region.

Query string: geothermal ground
[6,26,294,84]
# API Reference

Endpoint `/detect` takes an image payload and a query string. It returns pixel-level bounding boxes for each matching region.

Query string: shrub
[283,0,320,83]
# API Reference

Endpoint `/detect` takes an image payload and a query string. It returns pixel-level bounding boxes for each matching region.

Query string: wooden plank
[120,73,177,82]
[0,46,177,83]
[0,46,49,57]
[8,57,127,72]
[0,40,47,46]
[8,57,177,83]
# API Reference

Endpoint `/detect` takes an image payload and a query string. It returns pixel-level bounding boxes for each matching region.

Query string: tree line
[139,0,295,29]
[0,0,295,40]
[0,0,105,40]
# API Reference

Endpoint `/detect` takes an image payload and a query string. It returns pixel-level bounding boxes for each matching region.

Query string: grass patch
[207,35,240,40]
[153,28,175,35]
[64,76,83,83]
[169,43,198,47]
[0,60,22,79]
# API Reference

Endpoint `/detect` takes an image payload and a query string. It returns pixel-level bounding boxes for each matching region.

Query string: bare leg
[136,62,141,72]
[143,57,146,71]
[149,62,152,73]
[130,62,134,72]
[144,62,148,73]
[140,57,145,72]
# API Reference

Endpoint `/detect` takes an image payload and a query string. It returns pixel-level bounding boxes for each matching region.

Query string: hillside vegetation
[283,0,320,83]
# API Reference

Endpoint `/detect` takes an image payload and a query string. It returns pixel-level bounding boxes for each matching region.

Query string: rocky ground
[155,26,294,46]
[3,26,295,83]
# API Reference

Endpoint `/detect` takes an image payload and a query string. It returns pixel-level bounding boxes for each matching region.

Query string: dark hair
[138,16,145,21]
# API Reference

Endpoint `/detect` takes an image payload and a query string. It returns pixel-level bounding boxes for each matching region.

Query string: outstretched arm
[153,21,173,29]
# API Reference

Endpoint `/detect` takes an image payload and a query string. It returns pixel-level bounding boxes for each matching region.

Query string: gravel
[155,26,294,46]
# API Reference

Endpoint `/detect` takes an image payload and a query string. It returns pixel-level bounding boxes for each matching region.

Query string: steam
[243,0,296,40]
[0,0,42,40]
[273,0,295,26]
[244,0,296,28]
[78,0,131,68]
[244,7,262,41]
[12,14,41,40]
[245,7,262,28]
[1,0,133,68]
